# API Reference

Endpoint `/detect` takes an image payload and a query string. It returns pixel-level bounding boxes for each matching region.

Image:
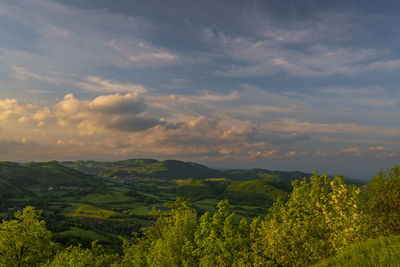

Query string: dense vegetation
[0,165,399,266]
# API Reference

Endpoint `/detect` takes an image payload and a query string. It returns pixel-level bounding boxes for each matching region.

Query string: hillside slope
[0,161,103,193]
[62,159,312,184]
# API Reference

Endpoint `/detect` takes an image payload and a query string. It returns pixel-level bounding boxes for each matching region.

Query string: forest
[0,164,399,266]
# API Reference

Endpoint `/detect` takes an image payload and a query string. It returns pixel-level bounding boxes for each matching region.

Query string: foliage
[121,198,251,267]
[45,242,119,267]
[249,173,363,266]
[225,178,288,205]
[360,165,400,236]
[314,235,400,267]
[122,197,199,266]
[0,206,54,266]
[194,200,251,267]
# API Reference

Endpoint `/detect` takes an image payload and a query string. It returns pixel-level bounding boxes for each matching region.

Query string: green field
[61,204,117,220]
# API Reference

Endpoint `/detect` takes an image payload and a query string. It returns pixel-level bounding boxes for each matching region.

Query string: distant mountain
[220,168,310,185]
[0,161,103,197]
[62,158,314,184]
[63,159,223,180]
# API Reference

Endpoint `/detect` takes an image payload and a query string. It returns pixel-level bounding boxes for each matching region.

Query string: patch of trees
[1,166,400,266]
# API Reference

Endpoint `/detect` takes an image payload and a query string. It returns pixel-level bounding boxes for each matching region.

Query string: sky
[0,0,399,179]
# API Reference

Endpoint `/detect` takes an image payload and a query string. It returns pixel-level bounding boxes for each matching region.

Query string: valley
[0,159,320,251]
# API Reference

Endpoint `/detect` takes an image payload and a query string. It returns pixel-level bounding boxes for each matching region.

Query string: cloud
[11,65,58,84]
[149,84,302,124]
[200,11,400,78]
[0,0,180,84]
[0,98,39,123]
[262,118,400,137]
[0,91,397,164]
[272,133,311,145]
[33,107,51,126]
[0,139,36,154]
[337,146,395,158]
[215,38,393,77]
[104,40,178,67]
[122,116,278,160]
[339,147,363,156]
[55,93,163,133]
[76,76,148,94]
[367,146,390,152]
[196,91,240,102]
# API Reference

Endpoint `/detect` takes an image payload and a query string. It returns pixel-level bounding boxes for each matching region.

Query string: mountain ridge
[61,158,313,182]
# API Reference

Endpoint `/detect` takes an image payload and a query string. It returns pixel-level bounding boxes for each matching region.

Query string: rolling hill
[62,158,313,184]
[0,161,103,196]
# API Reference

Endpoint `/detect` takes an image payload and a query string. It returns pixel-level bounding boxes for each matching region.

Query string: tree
[250,173,363,266]
[0,206,54,266]
[122,197,199,267]
[361,166,400,236]
[45,242,119,267]
[194,200,250,267]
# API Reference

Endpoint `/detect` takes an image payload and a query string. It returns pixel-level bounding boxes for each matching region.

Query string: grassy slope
[227,179,289,201]
[64,159,225,179]
[315,235,400,267]
[0,161,103,188]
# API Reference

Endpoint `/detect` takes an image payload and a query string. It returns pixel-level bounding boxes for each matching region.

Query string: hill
[62,159,313,184]
[63,159,224,179]
[0,161,103,198]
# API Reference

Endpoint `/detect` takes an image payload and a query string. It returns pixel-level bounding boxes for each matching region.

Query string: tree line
[0,166,399,266]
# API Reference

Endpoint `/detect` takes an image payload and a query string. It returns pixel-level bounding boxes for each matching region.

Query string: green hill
[62,159,313,185]
[63,159,225,179]
[227,178,289,200]
[0,161,103,192]
[221,168,310,184]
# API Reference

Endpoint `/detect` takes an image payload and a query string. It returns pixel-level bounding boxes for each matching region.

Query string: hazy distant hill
[62,159,314,183]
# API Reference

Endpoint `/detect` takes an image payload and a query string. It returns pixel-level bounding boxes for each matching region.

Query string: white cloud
[0,98,39,123]
[76,76,147,94]
[11,65,58,84]
[337,146,396,158]
[262,118,400,137]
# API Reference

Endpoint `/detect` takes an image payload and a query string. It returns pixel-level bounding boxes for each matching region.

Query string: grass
[61,204,117,220]
[80,191,131,204]
[174,178,206,187]
[128,202,158,216]
[205,178,230,182]
[194,198,218,205]
[315,235,400,267]
[57,227,109,241]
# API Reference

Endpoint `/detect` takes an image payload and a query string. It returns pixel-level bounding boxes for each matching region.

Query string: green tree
[361,166,400,236]
[194,200,250,267]
[122,197,199,267]
[0,206,54,267]
[250,173,363,266]
[45,242,119,267]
